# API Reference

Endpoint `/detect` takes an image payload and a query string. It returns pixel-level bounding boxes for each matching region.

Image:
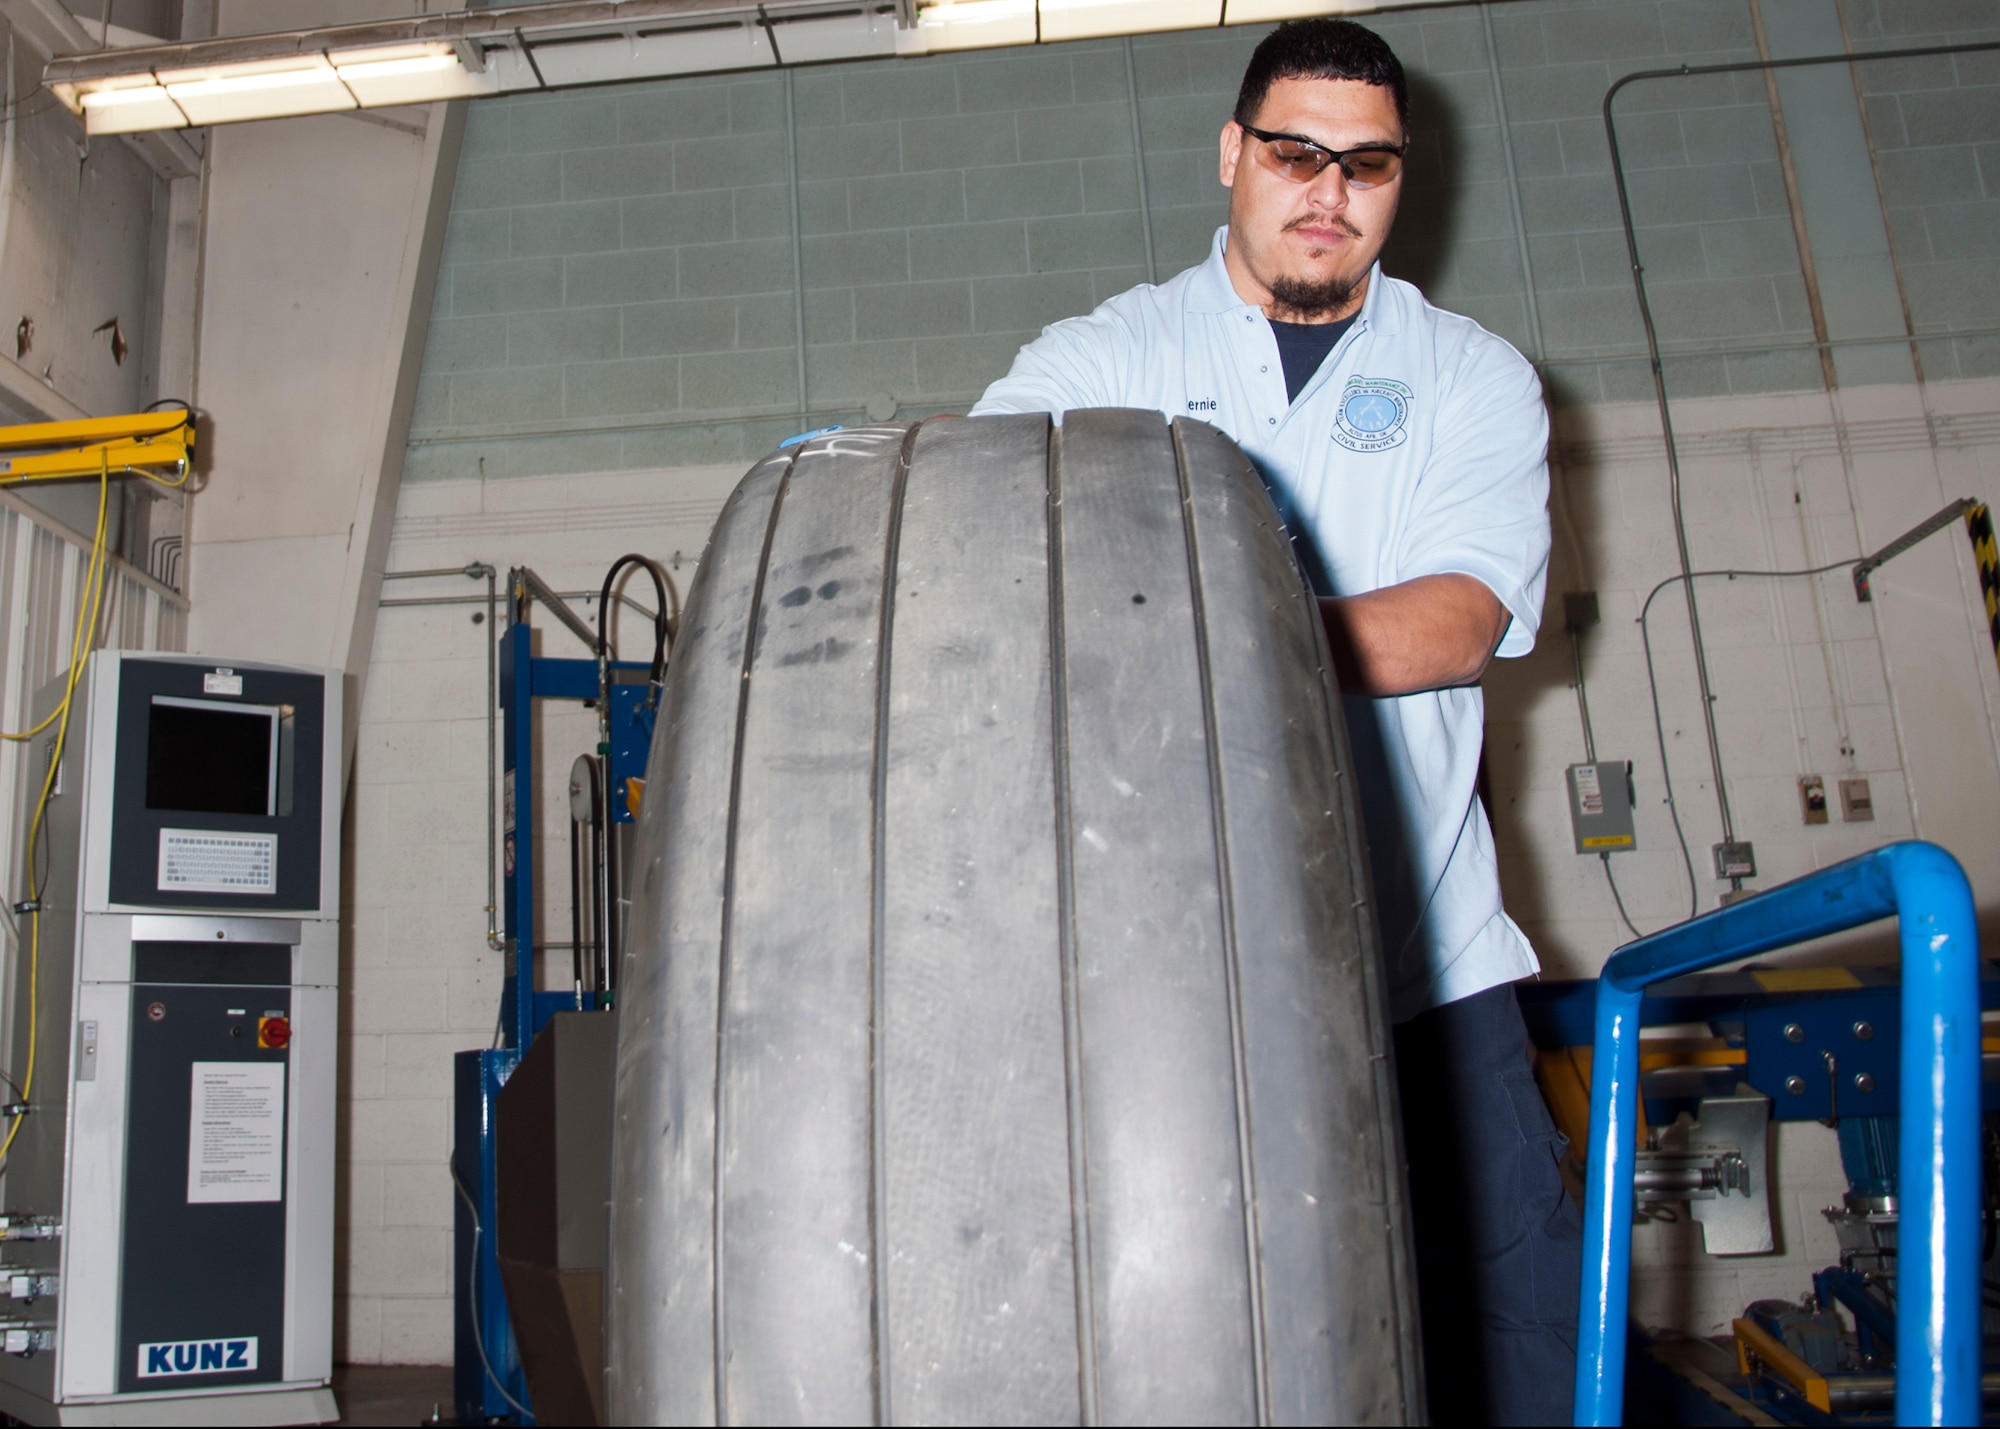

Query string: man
[972,19,1575,1425]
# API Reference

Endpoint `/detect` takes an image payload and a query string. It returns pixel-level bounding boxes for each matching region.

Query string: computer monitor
[144,697,285,819]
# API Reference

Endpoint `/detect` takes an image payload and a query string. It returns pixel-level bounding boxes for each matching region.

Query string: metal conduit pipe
[381,587,663,621]
[1601,37,2000,891]
[785,69,809,418]
[1123,35,1157,287]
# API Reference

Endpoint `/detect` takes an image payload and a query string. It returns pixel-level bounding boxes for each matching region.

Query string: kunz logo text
[138,1336,258,1377]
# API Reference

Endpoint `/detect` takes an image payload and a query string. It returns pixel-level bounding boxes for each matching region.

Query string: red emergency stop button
[257,1016,291,1050]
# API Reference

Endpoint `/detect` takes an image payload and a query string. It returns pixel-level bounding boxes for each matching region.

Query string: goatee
[1267,271,1361,322]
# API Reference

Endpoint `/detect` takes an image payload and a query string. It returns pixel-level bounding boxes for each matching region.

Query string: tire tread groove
[1171,419,1272,1425]
[1047,423,1101,1428]
[867,423,926,1428]
[711,448,802,1427]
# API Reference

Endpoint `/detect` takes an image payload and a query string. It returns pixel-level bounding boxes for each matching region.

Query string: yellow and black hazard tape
[1968,502,2000,681]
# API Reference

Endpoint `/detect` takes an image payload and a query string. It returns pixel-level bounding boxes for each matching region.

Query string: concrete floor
[330,1364,455,1426]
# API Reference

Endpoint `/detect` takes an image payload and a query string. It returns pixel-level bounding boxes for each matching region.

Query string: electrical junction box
[1566,761,1636,854]
[1715,840,1758,880]
[1839,778,1874,822]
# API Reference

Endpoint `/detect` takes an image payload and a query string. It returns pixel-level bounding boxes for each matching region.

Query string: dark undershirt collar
[1269,313,1358,404]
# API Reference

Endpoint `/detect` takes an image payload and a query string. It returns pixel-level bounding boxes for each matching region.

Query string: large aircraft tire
[607,410,1422,1425]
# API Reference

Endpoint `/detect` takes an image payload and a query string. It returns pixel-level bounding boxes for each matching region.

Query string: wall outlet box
[1566,760,1635,854]
[1839,777,1874,822]
[1799,774,1828,824]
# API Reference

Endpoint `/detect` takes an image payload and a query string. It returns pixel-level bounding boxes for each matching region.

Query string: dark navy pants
[1395,982,1581,1426]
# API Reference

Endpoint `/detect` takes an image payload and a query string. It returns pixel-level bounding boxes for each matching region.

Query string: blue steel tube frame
[1572,841,1980,1426]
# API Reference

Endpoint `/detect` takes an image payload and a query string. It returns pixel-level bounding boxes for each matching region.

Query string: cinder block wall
[345,0,2000,1364]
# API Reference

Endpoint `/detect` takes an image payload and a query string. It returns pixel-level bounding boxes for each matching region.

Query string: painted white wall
[1491,375,2000,965]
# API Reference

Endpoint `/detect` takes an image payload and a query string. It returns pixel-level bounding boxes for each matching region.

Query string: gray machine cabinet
[0,653,340,1426]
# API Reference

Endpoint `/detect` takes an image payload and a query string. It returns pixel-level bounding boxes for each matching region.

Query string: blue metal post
[504,621,536,1051]
[453,1048,531,1422]
[1890,843,1981,1427]
[1572,841,1979,1426]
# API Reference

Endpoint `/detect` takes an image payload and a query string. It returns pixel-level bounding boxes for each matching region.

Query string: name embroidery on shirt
[1332,376,1411,453]
[1186,398,1218,412]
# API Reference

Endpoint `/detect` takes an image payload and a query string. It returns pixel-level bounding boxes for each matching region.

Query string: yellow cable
[0,708,61,744]
[0,457,110,1164]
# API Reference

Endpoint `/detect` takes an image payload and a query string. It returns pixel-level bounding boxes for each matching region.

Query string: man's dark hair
[1233,19,1408,134]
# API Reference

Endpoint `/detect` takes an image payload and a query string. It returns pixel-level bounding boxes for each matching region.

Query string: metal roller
[607,411,1422,1426]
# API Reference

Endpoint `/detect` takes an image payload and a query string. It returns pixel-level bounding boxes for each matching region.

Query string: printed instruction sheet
[187,1062,286,1204]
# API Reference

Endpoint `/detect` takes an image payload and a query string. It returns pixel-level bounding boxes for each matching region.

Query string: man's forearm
[1318,574,1510,697]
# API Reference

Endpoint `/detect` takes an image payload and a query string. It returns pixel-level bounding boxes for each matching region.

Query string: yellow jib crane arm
[0,411,194,484]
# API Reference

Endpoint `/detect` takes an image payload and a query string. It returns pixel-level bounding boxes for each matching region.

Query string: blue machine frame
[1572,841,1982,1427]
[453,619,656,1425]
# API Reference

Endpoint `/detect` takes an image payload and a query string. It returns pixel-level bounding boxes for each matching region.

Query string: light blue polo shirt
[973,226,1552,1020]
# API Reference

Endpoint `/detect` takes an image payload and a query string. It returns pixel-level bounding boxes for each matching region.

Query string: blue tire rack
[453,618,656,1425]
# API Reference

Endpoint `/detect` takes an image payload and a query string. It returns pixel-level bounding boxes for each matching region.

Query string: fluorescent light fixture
[913,0,1036,52]
[157,55,355,125]
[43,0,1446,134]
[56,44,492,133]
[1037,0,1220,43]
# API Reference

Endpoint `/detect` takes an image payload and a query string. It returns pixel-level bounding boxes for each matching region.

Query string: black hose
[589,779,608,996]
[570,808,586,1006]
[597,554,671,684]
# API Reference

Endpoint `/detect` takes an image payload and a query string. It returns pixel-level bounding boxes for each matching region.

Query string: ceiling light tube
[912,0,1036,52]
[1035,0,1220,44]
[158,56,355,125]
[334,43,497,105]
[71,80,188,135]
[1219,0,1374,23]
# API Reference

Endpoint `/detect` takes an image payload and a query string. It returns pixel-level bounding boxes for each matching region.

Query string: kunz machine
[0,652,343,1424]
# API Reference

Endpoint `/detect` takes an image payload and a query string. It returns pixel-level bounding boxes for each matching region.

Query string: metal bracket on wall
[1635,1091,1774,1256]
[1850,497,1981,602]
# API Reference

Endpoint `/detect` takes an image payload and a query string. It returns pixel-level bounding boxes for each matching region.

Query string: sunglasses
[1238,124,1406,189]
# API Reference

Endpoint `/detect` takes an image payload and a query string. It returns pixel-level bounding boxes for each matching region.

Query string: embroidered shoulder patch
[1332,376,1411,453]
